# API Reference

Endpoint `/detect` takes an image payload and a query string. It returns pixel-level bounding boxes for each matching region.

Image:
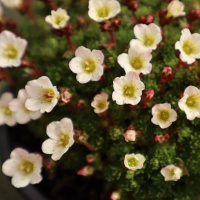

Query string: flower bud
[124,130,137,142]
[77,166,94,176]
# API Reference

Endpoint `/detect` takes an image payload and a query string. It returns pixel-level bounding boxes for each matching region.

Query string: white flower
[0,30,27,68]
[166,0,186,18]
[9,89,42,124]
[161,164,182,181]
[175,29,200,64]
[0,0,22,9]
[25,76,60,113]
[91,92,109,114]
[124,130,137,142]
[151,103,177,129]
[2,148,43,188]
[42,117,75,161]
[124,153,146,171]
[69,46,104,84]
[130,23,162,51]
[112,71,145,105]
[88,0,121,22]
[45,8,70,29]
[117,45,152,75]
[0,92,16,126]
[178,86,200,120]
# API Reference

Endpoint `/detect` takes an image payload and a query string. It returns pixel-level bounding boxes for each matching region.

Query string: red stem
[66,34,76,51]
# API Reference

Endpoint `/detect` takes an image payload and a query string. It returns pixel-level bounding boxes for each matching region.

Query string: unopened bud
[77,166,94,176]
[124,130,137,142]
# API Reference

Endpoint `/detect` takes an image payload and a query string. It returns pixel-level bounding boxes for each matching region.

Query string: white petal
[42,139,58,154]
[30,174,42,184]
[92,50,104,64]
[134,24,147,40]
[76,73,92,83]
[75,46,91,59]
[69,57,84,73]
[2,159,18,176]
[46,121,61,140]
[12,173,30,188]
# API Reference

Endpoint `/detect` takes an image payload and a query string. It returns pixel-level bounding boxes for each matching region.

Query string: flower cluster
[0,0,200,199]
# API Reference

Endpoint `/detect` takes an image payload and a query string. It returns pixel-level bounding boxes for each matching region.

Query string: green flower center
[3,106,13,116]
[4,45,18,59]
[127,157,139,167]
[42,88,55,102]
[97,6,110,18]
[130,57,144,70]
[59,133,70,147]
[96,100,106,110]
[182,41,196,55]
[19,160,34,175]
[82,59,96,73]
[53,15,65,25]
[186,95,200,108]
[158,110,170,121]
[123,84,135,98]
[143,35,155,47]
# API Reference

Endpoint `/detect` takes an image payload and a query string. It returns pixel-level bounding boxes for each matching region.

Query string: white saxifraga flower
[0,0,22,9]
[69,46,104,84]
[2,148,42,188]
[91,92,109,114]
[175,29,200,64]
[9,89,42,124]
[117,45,152,75]
[130,23,162,51]
[45,8,70,29]
[178,86,200,120]
[0,30,27,67]
[42,117,75,161]
[151,103,177,129]
[124,153,146,171]
[161,164,182,181]
[25,76,59,113]
[124,130,137,142]
[88,0,121,22]
[0,92,16,126]
[112,71,145,105]
[166,0,186,18]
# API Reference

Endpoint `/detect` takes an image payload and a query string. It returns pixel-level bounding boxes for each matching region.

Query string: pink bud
[155,133,170,143]
[145,89,154,100]
[77,166,94,176]
[86,154,95,163]
[110,191,121,200]
[60,87,72,104]
[162,66,172,76]
[124,130,137,142]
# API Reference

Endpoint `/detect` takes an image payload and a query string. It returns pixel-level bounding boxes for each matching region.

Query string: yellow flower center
[127,157,139,167]
[130,56,144,70]
[42,88,55,102]
[123,84,135,98]
[53,15,65,25]
[82,59,96,73]
[97,6,111,18]
[96,100,107,110]
[182,41,196,55]
[143,35,155,47]
[59,133,70,147]
[4,45,18,59]
[3,106,13,116]
[169,168,175,177]
[158,110,170,121]
[186,95,200,108]
[19,160,34,175]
